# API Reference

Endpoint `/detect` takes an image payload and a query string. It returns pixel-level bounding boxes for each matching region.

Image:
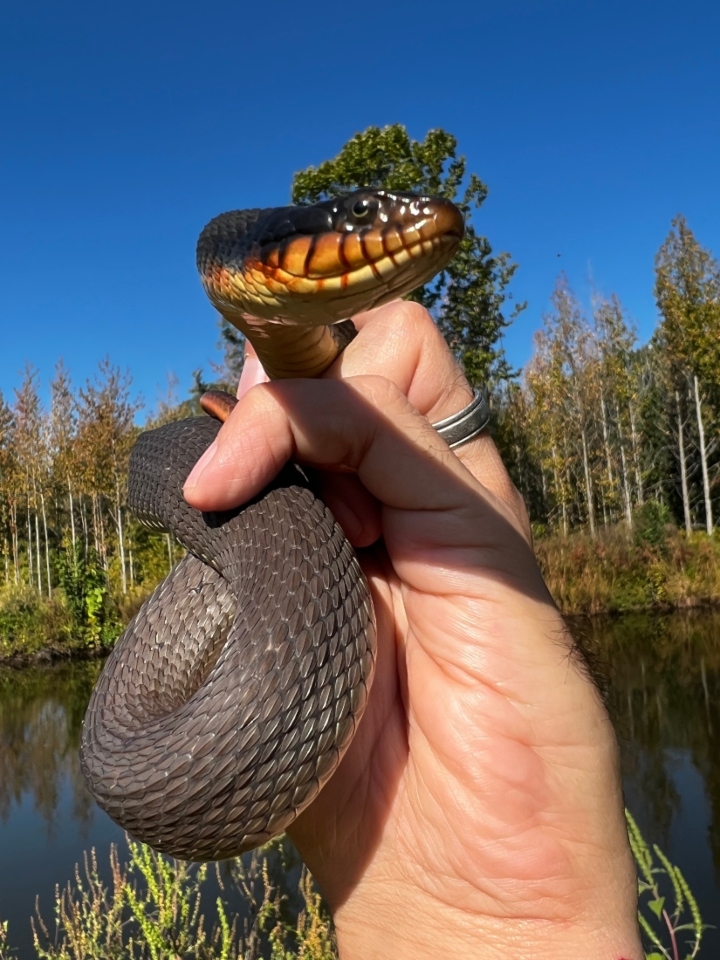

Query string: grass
[18,837,336,960]
[536,526,720,616]
[0,820,707,959]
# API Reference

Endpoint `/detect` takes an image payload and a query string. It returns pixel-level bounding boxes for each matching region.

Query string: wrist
[333,879,643,960]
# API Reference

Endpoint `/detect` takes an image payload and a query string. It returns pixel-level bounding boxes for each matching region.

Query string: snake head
[196,189,464,325]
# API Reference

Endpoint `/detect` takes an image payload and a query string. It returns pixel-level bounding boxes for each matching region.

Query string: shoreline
[2,595,719,670]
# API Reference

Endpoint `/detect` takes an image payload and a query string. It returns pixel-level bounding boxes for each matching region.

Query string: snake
[80,189,464,861]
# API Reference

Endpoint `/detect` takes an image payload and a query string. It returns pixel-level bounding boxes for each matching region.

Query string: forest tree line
[497,212,719,539]
[0,213,717,610]
[0,126,718,629]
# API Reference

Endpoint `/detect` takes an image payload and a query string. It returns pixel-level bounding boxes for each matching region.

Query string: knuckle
[351,374,405,411]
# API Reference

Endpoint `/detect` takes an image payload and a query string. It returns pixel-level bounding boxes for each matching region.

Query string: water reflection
[0,612,719,957]
[579,608,720,952]
[0,663,100,833]
[0,662,126,957]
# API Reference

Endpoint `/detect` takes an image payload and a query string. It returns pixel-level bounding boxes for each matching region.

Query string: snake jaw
[197,190,464,328]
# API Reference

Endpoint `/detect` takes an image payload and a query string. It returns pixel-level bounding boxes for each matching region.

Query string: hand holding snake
[83,192,642,959]
[185,302,641,960]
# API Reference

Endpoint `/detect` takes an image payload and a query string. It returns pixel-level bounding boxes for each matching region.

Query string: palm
[292,496,618,916]
[187,302,642,956]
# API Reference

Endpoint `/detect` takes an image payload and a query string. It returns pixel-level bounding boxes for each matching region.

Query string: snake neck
[223,312,355,380]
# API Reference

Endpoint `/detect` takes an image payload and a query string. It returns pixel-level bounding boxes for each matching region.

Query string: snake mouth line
[197,190,464,326]
[206,233,455,311]
[195,189,466,375]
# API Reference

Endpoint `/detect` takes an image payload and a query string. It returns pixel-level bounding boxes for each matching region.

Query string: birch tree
[655,215,720,534]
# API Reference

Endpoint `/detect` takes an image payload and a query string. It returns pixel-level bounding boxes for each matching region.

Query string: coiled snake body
[80,190,464,860]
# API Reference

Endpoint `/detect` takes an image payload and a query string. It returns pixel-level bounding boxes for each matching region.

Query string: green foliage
[627,810,705,959]
[256,864,336,960]
[55,540,120,649]
[536,525,720,615]
[0,584,70,656]
[654,215,720,408]
[0,819,704,959]
[0,920,13,959]
[31,842,221,960]
[22,838,337,960]
[634,501,673,550]
[292,124,523,386]
[292,125,467,202]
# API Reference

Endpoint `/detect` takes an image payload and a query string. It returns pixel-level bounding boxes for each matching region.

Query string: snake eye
[351,197,375,220]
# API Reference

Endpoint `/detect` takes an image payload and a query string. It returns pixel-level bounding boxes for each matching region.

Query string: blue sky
[1,0,718,414]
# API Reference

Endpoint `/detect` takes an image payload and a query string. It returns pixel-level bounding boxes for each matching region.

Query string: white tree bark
[600,396,615,510]
[166,533,175,574]
[551,445,568,536]
[629,401,644,505]
[614,405,633,528]
[693,374,713,535]
[68,479,77,550]
[26,497,34,588]
[40,490,51,596]
[580,427,596,538]
[676,389,692,534]
[113,475,127,595]
[34,511,42,595]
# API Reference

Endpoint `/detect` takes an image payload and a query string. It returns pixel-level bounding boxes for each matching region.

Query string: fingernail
[184,440,218,491]
[237,351,269,399]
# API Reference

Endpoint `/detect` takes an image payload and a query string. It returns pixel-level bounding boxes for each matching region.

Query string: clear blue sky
[2,0,718,413]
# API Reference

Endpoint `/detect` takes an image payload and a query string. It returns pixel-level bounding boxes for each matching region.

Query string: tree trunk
[693,374,713,534]
[600,397,615,513]
[10,502,19,584]
[615,404,633,528]
[114,475,127,595]
[81,498,89,554]
[26,498,34,587]
[93,494,108,570]
[629,401,644,505]
[128,540,135,589]
[513,442,527,503]
[551,445,568,536]
[618,438,633,529]
[676,389,692,534]
[41,490,52,596]
[580,427,596,538]
[68,479,77,549]
[34,510,42,595]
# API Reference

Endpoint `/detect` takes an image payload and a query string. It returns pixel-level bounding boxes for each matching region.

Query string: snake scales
[80,190,464,860]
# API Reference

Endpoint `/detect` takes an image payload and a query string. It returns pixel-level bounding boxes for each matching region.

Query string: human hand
[184,301,642,960]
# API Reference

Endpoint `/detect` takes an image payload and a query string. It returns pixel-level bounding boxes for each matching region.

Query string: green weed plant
[0,815,707,959]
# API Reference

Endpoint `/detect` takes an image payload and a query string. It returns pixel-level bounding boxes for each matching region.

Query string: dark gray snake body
[81,415,374,860]
[80,190,464,860]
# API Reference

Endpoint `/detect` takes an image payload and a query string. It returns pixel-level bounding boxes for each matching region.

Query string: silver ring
[431,388,491,448]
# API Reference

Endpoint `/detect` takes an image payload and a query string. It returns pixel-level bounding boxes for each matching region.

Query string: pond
[0,609,719,957]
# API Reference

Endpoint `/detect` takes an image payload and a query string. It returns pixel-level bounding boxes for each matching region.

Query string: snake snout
[427,195,465,242]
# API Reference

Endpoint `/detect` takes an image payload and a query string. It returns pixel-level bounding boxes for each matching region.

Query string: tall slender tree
[655,215,720,533]
[50,360,79,550]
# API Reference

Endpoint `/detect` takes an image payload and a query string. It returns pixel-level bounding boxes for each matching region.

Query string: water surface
[1,611,719,956]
